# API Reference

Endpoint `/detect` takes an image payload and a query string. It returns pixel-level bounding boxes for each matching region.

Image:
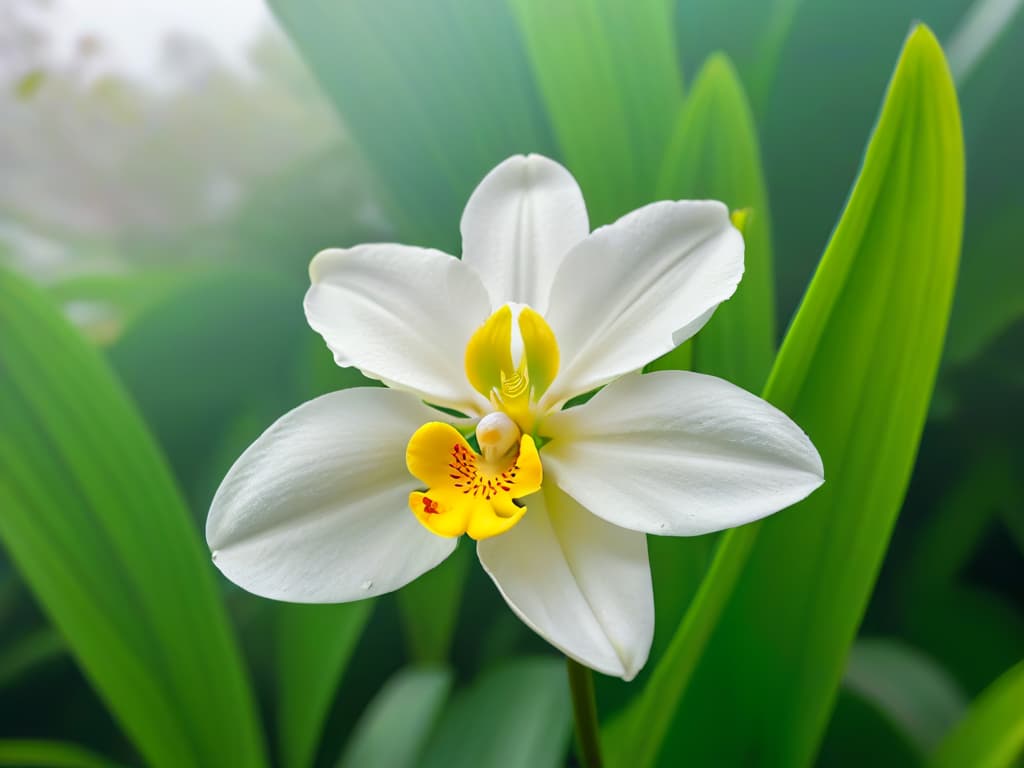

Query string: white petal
[304,244,491,413]
[477,484,653,680]
[542,201,743,407]
[542,371,824,536]
[461,154,589,312]
[207,388,457,602]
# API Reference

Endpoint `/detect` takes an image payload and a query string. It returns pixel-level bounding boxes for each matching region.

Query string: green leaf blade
[0,269,267,768]
[338,666,453,768]
[671,25,964,767]
[931,660,1024,768]
[510,0,683,225]
[277,602,373,768]
[610,24,965,768]
[658,52,776,392]
[420,658,572,768]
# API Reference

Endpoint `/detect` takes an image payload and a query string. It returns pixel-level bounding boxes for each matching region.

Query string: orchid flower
[206,154,824,680]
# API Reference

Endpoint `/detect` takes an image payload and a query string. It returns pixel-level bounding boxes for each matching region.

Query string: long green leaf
[0,741,124,768]
[658,52,776,392]
[609,25,965,768]
[0,269,266,768]
[641,59,775,674]
[930,660,1024,768]
[267,0,555,250]
[420,658,572,768]
[338,666,453,768]
[510,0,683,226]
[277,601,373,768]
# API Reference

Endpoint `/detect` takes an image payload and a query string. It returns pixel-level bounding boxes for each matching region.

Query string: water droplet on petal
[360,580,373,591]
[211,551,219,562]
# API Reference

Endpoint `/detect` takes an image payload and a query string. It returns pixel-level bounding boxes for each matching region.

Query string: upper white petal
[542,200,743,407]
[304,244,491,414]
[542,371,824,536]
[461,154,589,313]
[477,484,653,680]
[207,388,457,602]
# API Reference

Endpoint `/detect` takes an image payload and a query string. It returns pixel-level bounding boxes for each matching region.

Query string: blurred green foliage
[1,0,1022,767]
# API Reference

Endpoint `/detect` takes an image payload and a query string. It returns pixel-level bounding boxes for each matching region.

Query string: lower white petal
[542,371,824,536]
[477,484,653,680]
[304,244,491,414]
[207,388,456,602]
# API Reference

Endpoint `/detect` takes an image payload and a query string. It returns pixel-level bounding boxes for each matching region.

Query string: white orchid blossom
[207,154,824,681]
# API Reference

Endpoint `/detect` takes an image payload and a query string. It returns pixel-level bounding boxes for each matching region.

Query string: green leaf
[396,544,472,663]
[338,666,453,768]
[277,602,373,768]
[0,740,124,768]
[604,526,757,767]
[0,269,267,768]
[267,0,555,249]
[420,658,572,768]
[510,0,683,225]
[658,52,776,392]
[931,660,1024,768]
[843,638,968,755]
[610,25,965,768]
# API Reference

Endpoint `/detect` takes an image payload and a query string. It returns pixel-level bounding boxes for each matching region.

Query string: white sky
[23,0,271,81]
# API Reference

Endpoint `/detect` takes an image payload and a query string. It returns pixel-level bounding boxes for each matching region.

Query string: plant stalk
[567,656,603,768]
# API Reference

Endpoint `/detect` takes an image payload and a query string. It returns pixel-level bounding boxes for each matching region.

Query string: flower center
[464,304,560,433]
[405,421,542,540]
[404,306,558,540]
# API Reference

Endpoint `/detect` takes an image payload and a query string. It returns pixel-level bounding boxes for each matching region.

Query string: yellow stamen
[464,305,560,432]
[406,421,541,540]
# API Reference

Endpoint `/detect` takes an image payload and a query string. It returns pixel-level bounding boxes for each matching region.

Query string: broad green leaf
[510,0,683,225]
[277,602,373,768]
[396,544,472,663]
[611,25,965,768]
[604,526,757,767]
[931,660,1024,768]
[338,666,453,768]
[420,658,572,768]
[658,53,776,392]
[0,741,123,768]
[267,0,555,250]
[0,269,267,768]
[844,639,968,755]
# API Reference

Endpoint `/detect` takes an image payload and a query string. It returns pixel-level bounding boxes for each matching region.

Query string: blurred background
[0,0,1021,766]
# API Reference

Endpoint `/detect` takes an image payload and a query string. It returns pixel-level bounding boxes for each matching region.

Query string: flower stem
[566,656,603,768]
